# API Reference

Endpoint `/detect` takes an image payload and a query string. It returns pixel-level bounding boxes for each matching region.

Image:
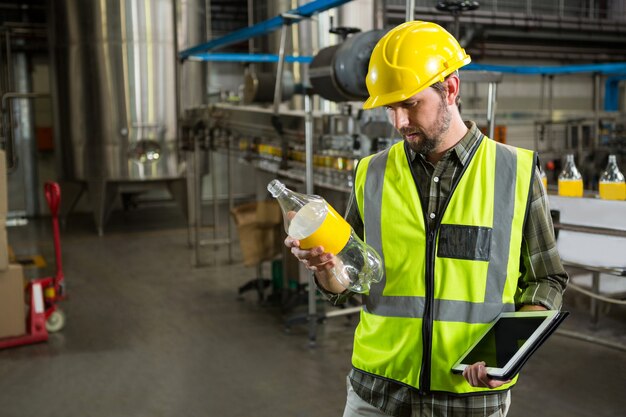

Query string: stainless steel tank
[49,0,185,233]
[50,0,179,180]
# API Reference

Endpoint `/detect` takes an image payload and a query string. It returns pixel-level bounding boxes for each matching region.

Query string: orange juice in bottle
[598,155,626,200]
[268,179,383,293]
[558,154,584,197]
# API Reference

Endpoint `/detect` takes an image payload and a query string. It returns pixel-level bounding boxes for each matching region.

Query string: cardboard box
[255,200,282,226]
[0,263,26,339]
[232,202,282,267]
[0,150,6,217]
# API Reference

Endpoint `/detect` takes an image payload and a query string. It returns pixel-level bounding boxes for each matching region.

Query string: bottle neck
[267,179,286,198]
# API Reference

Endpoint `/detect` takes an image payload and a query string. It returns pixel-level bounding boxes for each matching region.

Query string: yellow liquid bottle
[268,179,383,293]
[558,179,584,197]
[289,201,351,255]
[598,155,626,200]
[558,154,584,198]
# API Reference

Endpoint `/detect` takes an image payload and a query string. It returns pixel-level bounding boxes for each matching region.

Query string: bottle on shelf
[558,154,584,198]
[598,155,626,201]
[267,179,383,294]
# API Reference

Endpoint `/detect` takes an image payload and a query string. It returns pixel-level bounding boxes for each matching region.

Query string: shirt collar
[407,121,483,167]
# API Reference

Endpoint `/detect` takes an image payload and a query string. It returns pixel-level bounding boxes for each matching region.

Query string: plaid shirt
[320,121,568,417]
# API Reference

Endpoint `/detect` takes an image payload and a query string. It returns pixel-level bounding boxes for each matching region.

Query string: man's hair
[430,70,461,110]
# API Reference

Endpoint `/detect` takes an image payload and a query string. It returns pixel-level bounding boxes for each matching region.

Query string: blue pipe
[465,62,626,75]
[188,53,314,64]
[465,62,626,111]
[178,0,354,60]
[604,75,626,112]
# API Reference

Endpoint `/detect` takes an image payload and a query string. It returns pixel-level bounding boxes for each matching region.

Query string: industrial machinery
[49,0,189,235]
[534,114,626,188]
[309,29,385,102]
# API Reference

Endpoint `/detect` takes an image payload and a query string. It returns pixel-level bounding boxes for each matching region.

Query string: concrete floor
[1,205,625,417]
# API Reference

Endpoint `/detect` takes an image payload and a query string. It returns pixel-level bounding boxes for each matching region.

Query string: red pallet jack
[0,182,66,349]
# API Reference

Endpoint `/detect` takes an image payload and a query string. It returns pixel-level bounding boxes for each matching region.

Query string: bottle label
[558,179,583,197]
[297,203,351,255]
[599,182,626,200]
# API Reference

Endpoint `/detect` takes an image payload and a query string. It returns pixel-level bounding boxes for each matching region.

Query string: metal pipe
[186,146,195,248]
[486,82,497,140]
[304,95,314,194]
[539,74,546,112]
[0,30,5,96]
[247,0,254,53]
[178,0,354,60]
[593,72,601,149]
[405,0,415,21]
[590,271,600,325]
[304,92,316,344]
[593,72,601,113]
[273,22,288,114]
[1,92,49,172]
[373,0,385,29]
[227,133,233,263]
[556,329,626,352]
[211,141,219,256]
[205,0,212,103]
[188,52,313,63]
[5,31,12,95]
[548,75,554,118]
[193,134,202,266]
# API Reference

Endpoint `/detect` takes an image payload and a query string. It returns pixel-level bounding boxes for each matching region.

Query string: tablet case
[490,311,569,380]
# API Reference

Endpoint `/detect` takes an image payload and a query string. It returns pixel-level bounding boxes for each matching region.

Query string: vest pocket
[437,224,491,261]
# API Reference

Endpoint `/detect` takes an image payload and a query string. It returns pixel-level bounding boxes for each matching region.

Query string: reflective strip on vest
[361,140,524,323]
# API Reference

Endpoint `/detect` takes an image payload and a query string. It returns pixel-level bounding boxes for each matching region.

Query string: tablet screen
[461,316,546,368]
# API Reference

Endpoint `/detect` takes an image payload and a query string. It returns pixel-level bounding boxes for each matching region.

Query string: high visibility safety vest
[353,136,536,395]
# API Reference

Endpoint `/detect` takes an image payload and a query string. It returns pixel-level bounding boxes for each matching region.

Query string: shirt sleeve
[516,168,569,310]
[314,183,364,306]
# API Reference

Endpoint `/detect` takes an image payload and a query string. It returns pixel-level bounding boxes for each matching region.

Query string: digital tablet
[451,310,569,380]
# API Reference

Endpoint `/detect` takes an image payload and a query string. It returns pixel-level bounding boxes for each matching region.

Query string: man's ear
[445,74,460,106]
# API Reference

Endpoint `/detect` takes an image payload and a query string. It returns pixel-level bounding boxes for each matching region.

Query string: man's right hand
[284,236,336,272]
[284,236,348,294]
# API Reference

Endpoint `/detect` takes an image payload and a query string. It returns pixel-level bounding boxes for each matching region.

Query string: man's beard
[401,99,451,155]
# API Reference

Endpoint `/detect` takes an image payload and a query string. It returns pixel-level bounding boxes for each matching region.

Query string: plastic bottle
[558,154,584,197]
[267,179,383,294]
[598,155,626,200]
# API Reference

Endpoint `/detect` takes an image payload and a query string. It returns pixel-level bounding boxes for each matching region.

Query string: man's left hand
[462,362,511,389]
[463,304,547,388]
[519,304,547,312]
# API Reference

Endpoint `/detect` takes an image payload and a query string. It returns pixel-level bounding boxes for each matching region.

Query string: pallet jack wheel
[46,310,66,333]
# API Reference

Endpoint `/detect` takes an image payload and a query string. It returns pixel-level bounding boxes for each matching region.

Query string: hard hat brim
[362,55,471,110]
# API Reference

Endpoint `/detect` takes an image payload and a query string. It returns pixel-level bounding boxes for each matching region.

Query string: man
[286,21,567,417]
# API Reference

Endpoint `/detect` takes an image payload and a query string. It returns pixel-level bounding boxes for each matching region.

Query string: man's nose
[392,108,409,129]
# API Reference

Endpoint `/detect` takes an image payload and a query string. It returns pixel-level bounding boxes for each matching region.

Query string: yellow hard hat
[363,21,471,109]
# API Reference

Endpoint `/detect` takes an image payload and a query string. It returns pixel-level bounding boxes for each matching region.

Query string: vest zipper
[403,137,483,395]
[419,228,437,395]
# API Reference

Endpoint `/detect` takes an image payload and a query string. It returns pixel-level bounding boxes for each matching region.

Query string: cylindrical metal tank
[49,0,179,181]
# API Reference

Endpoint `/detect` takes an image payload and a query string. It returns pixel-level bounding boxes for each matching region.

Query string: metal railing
[391,0,626,21]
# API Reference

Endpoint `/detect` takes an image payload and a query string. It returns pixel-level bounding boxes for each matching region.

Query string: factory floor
[1,205,625,417]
